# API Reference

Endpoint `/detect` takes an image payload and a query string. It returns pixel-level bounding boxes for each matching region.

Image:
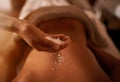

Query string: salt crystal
[45,36,62,45]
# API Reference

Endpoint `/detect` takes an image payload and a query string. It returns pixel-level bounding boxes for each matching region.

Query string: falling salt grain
[57,53,64,63]
[51,52,64,72]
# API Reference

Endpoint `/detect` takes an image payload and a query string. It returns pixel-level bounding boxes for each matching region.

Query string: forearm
[0,14,33,36]
[11,0,26,11]
[0,14,70,52]
[0,14,22,33]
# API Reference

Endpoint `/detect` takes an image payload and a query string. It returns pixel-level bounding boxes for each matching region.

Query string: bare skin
[3,0,119,82]
[87,40,120,82]
[0,11,70,82]
[0,37,30,82]
[12,18,111,82]
[0,14,70,52]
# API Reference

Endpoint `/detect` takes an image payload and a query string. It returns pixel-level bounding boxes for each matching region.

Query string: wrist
[13,20,30,34]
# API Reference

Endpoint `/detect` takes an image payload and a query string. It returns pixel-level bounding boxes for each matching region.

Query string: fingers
[17,20,71,52]
[25,32,71,52]
[45,34,71,51]
[31,42,60,52]
[36,35,70,52]
[34,34,71,52]
[51,34,71,49]
[59,36,71,50]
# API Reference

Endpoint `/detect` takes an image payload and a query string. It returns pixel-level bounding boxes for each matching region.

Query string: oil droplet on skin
[51,52,64,72]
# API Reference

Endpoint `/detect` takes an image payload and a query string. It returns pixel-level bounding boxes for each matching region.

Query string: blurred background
[88,0,120,51]
[0,0,120,51]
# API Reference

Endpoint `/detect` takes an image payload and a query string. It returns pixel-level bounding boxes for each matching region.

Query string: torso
[13,18,111,82]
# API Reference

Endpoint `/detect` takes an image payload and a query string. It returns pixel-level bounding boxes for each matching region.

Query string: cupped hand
[17,20,71,52]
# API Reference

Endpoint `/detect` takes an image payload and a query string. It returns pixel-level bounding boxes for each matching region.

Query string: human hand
[16,20,71,52]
